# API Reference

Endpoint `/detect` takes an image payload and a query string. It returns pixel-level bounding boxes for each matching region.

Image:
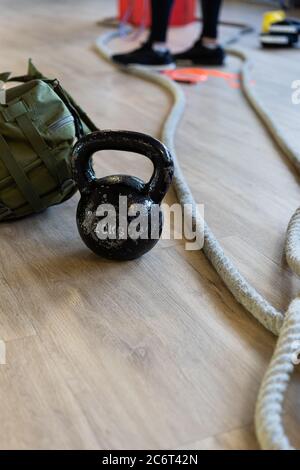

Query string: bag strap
[0,134,44,213]
[52,80,98,135]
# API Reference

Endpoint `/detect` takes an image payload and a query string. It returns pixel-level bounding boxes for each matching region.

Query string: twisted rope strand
[255,297,300,450]
[286,207,300,277]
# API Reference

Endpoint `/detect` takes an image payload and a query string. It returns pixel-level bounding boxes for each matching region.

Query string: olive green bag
[0,60,97,220]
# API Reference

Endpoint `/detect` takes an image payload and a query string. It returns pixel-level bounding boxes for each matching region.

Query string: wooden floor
[0,0,300,450]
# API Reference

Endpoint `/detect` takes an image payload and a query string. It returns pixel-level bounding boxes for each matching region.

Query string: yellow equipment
[261,10,286,33]
[260,9,300,47]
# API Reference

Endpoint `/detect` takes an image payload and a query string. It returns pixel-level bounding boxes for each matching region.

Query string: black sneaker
[174,40,225,66]
[112,43,175,70]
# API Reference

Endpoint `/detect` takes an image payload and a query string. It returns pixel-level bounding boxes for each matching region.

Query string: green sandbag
[0,60,97,220]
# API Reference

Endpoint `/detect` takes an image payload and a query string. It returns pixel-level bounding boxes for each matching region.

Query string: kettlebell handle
[72,130,173,204]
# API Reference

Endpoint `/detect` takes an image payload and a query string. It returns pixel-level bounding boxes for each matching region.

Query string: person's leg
[149,0,174,46]
[201,0,222,43]
[112,0,175,69]
[174,0,225,65]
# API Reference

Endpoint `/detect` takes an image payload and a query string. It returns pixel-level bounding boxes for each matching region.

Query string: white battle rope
[95,30,300,450]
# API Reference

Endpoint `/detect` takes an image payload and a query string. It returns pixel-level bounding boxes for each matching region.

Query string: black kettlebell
[72,130,173,260]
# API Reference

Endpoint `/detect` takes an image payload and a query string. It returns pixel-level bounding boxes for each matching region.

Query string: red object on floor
[163,68,241,88]
[162,69,208,84]
[119,0,196,27]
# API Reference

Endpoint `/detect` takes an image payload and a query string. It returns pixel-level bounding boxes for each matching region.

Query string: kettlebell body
[72,131,173,260]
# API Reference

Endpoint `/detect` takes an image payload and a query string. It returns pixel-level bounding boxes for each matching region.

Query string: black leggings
[149,0,223,43]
